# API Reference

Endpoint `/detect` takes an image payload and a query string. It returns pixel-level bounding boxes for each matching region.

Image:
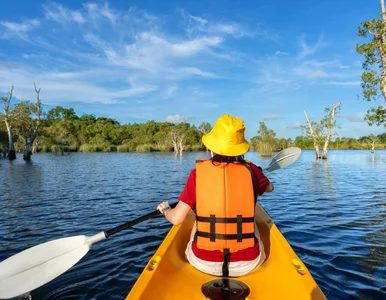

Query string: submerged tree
[356,0,386,127]
[367,134,379,153]
[251,122,276,157]
[321,103,341,159]
[11,83,43,160]
[303,111,323,159]
[303,102,341,160]
[1,85,16,160]
[169,128,185,155]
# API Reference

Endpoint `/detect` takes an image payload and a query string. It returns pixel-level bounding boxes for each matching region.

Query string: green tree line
[1,106,385,155]
[1,106,210,154]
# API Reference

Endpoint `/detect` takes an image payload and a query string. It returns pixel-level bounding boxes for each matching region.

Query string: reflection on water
[0,150,385,300]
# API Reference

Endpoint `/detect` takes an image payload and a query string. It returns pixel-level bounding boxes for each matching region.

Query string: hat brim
[202,133,249,156]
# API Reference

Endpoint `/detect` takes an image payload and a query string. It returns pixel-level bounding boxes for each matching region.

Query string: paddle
[0,147,301,299]
[263,147,301,172]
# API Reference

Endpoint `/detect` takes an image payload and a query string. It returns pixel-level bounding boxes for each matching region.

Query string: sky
[0,0,385,140]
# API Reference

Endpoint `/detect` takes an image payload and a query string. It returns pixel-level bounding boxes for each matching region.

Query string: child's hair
[211,154,245,165]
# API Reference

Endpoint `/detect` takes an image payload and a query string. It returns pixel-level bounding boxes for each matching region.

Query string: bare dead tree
[1,85,16,160]
[304,110,321,159]
[169,129,185,155]
[322,102,341,159]
[367,134,379,153]
[23,82,42,160]
[178,137,185,155]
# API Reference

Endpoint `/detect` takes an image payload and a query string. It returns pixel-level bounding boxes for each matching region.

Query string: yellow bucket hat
[202,114,249,156]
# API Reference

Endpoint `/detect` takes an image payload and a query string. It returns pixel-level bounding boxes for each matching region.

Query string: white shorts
[185,222,265,277]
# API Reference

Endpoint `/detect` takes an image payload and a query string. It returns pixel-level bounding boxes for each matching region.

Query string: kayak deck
[126,203,326,300]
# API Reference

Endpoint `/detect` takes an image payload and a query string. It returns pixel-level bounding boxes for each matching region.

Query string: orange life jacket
[195,159,256,252]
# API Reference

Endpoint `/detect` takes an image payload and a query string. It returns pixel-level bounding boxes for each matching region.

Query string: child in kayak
[157,114,274,277]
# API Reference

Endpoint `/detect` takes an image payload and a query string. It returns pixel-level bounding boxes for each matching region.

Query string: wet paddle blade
[264,147,301,172]
[0,233,104,299]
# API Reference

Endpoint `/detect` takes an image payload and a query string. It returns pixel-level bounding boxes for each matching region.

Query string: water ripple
[0,150,385,300]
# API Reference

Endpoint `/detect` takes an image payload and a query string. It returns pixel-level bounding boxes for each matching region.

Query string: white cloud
[43,3,85,24]
[275,51,288,56]
[261,115,286,121]
[71,11,86,24]
[289,121,302,129]
[165,114,193,123]
[327,81,360,86]
[346,115,365,122]
[43,2,118,25]
[0,66,157,105]
[311,70,328,79]
[165,85,177,98]
[185,13,248,38]
[0,19,40,39]
[298,34,324,59]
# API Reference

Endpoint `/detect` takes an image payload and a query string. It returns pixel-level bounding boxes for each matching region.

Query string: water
[0,150,385,300]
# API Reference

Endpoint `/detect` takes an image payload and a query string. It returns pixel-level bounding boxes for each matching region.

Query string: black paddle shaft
[104,202,178,238]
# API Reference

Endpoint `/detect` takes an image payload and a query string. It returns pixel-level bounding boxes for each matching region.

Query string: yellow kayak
[126,203,327,300]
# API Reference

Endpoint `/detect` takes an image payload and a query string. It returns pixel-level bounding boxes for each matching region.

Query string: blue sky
[0,0,384,140]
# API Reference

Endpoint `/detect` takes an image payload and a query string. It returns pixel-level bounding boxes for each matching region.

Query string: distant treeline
[0,106,385,154]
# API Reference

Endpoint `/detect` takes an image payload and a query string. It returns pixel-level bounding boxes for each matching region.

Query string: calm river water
[0,150,385,300]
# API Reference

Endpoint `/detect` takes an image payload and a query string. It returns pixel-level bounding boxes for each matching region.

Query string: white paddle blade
[265,147,301,172]
[0,233,105,299]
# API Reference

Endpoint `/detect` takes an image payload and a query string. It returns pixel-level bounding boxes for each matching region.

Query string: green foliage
[294,136,314,149]
[250,122,277,156]
[0,127,7,147]
[302,105,341,148]
[4,103,386,153]
[10,101,39,138]
[198,122,212,134]
[356,12,386,126]
[79,144,95,152]
[46,106,78,122]
[136,144,153,152]
[364,106,386,126]
[17,106,209,153]
[117,145,130,152]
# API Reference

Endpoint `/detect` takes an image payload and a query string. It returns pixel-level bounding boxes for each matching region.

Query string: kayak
[126,203,327,300]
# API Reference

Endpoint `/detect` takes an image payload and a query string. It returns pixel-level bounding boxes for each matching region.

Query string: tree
[169,127,185,155]
[294,136,314,149]
[11,83,43,160]
[1,85,16,160]
[198,122,212,151]
[303,102,341,160]
[46,106,78,122]
[303,111,323,159]
[367,134,379,153]
[252,122,276,157]
[356,0,386,127]
[321,103,341,159]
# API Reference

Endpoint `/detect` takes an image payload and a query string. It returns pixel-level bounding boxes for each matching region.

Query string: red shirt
[179,162,270,262]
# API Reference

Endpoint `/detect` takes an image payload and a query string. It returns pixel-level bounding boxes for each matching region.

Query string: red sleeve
[178,169,196,208]
[250,163,270,196]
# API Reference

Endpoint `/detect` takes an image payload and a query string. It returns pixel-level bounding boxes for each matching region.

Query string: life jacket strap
[222,248,230,277]
[237,215,242,242]
[242,162,259,200]
[195,231,255,240]
[210,215,216,242]
[196,216,255,223]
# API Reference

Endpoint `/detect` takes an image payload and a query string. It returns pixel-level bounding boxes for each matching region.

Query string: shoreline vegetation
[1,106,385,156]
